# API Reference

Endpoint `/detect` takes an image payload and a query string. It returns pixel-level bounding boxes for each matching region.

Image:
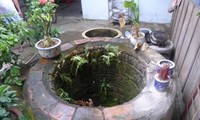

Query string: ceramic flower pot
[35,38,61,58]
[154,74,170,91]
[157,59,175,77]
[130,31,145,46]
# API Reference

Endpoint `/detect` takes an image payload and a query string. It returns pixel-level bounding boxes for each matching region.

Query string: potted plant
[124,0,145,46]
[154,64,171,91]
[34,0,61,58]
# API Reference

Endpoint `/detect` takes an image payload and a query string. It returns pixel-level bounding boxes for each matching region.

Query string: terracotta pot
[35,38,61,58]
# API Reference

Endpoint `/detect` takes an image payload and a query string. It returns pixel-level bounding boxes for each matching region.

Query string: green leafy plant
[0,17,25,86]
[197,12,200,16]
[0,12,35,46]
[124,0,140,37]
[102,44,121,65]
[1,66,22,86]
[0,52,22,86]
[0,26,17,52]
[0,13,32,120]
[102,52,115,66]
[100,79,111,95]
[70,55,88,75]
[105,44,121,56]
[0,21,28,52]
[0,85,19,119]
[60,73,72,86]
[56,88,74,102]
[26,0,59,46]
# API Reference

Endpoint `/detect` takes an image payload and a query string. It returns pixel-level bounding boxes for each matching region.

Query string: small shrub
[0,85,19,119]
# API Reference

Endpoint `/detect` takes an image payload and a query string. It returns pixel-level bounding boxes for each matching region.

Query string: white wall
[81,0,172,23]
[81,0,109,20]
[139,0,172,23]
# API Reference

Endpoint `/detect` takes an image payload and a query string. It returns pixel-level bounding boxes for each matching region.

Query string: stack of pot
[154,59,175,91]
[147,30,174,59]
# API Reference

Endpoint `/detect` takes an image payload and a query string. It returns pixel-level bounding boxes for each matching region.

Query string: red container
[65,0,73,4]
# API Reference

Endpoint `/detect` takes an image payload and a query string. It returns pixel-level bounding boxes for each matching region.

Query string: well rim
[24,37,176,120]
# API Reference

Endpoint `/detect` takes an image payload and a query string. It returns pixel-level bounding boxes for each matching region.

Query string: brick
[103,103,134,120]
[30,81,58,115]
[39,58,49,65]
[91,37,105,42]
[74,39,90,45]
[49,103,75,120]
[61,43,74,51]
[74,107,103,120]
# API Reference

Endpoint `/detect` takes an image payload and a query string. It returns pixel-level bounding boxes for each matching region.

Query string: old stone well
[24,37,176,120]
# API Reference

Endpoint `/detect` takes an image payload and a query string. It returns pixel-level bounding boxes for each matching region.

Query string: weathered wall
[81,0,109,20]
[170,0,200,119]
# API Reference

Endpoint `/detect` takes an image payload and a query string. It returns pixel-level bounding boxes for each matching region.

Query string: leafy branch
[70,55,88,75]
[56,88,74,102]
[0,85,19,119]
[102,45,121,65]
[60,73,72,86]
[124,0,140,37]
[100,79,111,95]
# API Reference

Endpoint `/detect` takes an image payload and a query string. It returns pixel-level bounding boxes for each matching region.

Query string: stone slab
[103,103,135,120]
[74,107,103,120]
[61,43,74,51]
[49,103,76,120]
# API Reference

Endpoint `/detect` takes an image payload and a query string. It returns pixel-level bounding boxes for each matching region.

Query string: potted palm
[34,0,61,58]
[154,64,171,91]
[124,0,145,46]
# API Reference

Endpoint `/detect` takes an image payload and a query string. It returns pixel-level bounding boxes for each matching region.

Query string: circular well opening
[52,45,144,107]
